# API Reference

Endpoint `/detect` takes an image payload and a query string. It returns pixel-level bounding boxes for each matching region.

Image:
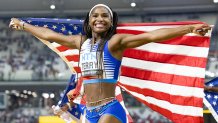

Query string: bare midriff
[84,82,116,107]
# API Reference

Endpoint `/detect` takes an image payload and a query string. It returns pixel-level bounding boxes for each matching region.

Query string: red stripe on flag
[118,82,202,107]
[118,29,209,47]
[130,95,204,123]
[117,29,145,34]
[118,21,205,27]
[123,49,207,68]
[73,67,81,73]
[159,36,210,47]
[65,55,79,62]
[56,45,70,52]
[121,66,204,88]
[116,94,123,102]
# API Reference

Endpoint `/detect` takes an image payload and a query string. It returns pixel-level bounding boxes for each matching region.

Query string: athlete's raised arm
[9,18,82,49]
[117,23,211,49]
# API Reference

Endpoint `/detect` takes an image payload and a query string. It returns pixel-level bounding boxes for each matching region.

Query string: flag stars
[61,27,66,32]
[214,95,218,99]
[68,31,73,35]
[73,26,78,30]
[209,84,214,86]
[75,111,79,116]
[207,94,211,98]
[52,25,57,29]
[43,25,48,28]
[27,20,32,23]
[213,101,217,106]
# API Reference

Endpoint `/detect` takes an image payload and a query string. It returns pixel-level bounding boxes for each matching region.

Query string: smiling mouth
[95,23,105,28]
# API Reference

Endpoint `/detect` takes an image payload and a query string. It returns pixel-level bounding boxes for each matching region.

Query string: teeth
[95,24,104,28]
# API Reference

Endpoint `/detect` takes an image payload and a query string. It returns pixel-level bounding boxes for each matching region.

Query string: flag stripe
[122,57,205,78]
[119,76,203,98]
[118,82,202,107]
[123,49,207,68]
[65,55,79,62]
[128,92,204,123]
[58,49,79,56]
[117,29,209,47]
[118,21,205,26]
[135,43,209,57]
[56,45,70,52]
[119,85,203,117]
[121,66,204,87]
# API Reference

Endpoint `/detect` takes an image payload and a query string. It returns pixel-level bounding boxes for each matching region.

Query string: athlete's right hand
[67,89,80,102]
[9,18,23,30]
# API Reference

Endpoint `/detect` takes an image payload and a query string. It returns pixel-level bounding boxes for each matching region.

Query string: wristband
[19,21,25,30]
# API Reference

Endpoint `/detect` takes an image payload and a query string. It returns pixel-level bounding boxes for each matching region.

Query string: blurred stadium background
[0,0,218,123]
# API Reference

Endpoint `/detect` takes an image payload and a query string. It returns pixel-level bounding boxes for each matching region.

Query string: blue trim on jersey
[83,79,117,84]
[103,41,121,80]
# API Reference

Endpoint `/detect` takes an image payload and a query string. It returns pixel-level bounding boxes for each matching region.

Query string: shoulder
[68,35,87,49]
[107,34,130,52]
[108,34,133,47]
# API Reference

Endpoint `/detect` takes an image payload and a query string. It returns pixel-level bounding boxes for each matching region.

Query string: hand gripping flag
[20,18,210,123]
[52,74,86,122]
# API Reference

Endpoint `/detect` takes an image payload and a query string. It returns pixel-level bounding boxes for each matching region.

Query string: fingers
[192,24,211,36]
[9,18,22,30]
[9,20,14,28]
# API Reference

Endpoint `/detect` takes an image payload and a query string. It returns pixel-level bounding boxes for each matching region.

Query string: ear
[110,19,113,26]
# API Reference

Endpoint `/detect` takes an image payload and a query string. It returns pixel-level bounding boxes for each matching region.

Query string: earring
[87,25,91,31]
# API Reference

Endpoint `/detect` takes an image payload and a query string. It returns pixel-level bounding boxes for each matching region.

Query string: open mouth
[95,23,105,28]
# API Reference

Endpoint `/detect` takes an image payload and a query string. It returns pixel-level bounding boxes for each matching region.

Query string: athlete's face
[89,7,112,34]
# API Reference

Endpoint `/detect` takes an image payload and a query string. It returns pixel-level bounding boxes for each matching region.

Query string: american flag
[55,74,86,122]
[20,18,210,123]
[204,77,218,122]
[20,18,133,122]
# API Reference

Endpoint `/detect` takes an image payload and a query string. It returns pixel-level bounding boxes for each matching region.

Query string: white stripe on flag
[117,26,179,32]
[68,61,79,67]
[122,57,206,78]
[59,49,79,56]
[120,76,204,97]
[136,43,209,57]
[120,85,203,117]
[51,42,61,47]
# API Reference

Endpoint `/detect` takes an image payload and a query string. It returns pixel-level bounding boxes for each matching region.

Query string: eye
[102,14,109,18]
[91,14,98,18]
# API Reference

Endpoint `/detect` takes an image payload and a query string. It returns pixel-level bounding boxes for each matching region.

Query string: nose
[96,16,103,21]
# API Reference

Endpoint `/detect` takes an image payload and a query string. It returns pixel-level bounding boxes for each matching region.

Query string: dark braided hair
[81,7,118,76]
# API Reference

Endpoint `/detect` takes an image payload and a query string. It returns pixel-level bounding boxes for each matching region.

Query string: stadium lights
[130,2,136,7]
[50,93,55,98]
[42,93,49,99]
[214,0,218,3]
[50,4,56,9]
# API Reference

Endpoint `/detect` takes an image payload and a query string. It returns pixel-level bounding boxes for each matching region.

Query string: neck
[91,33,105,44]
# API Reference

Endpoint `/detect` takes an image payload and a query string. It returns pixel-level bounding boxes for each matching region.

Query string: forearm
[22,22,77,48]
[148,25,192,43]
[120,25,194,48]
[204,86,218,93]
[23,22,56,41]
